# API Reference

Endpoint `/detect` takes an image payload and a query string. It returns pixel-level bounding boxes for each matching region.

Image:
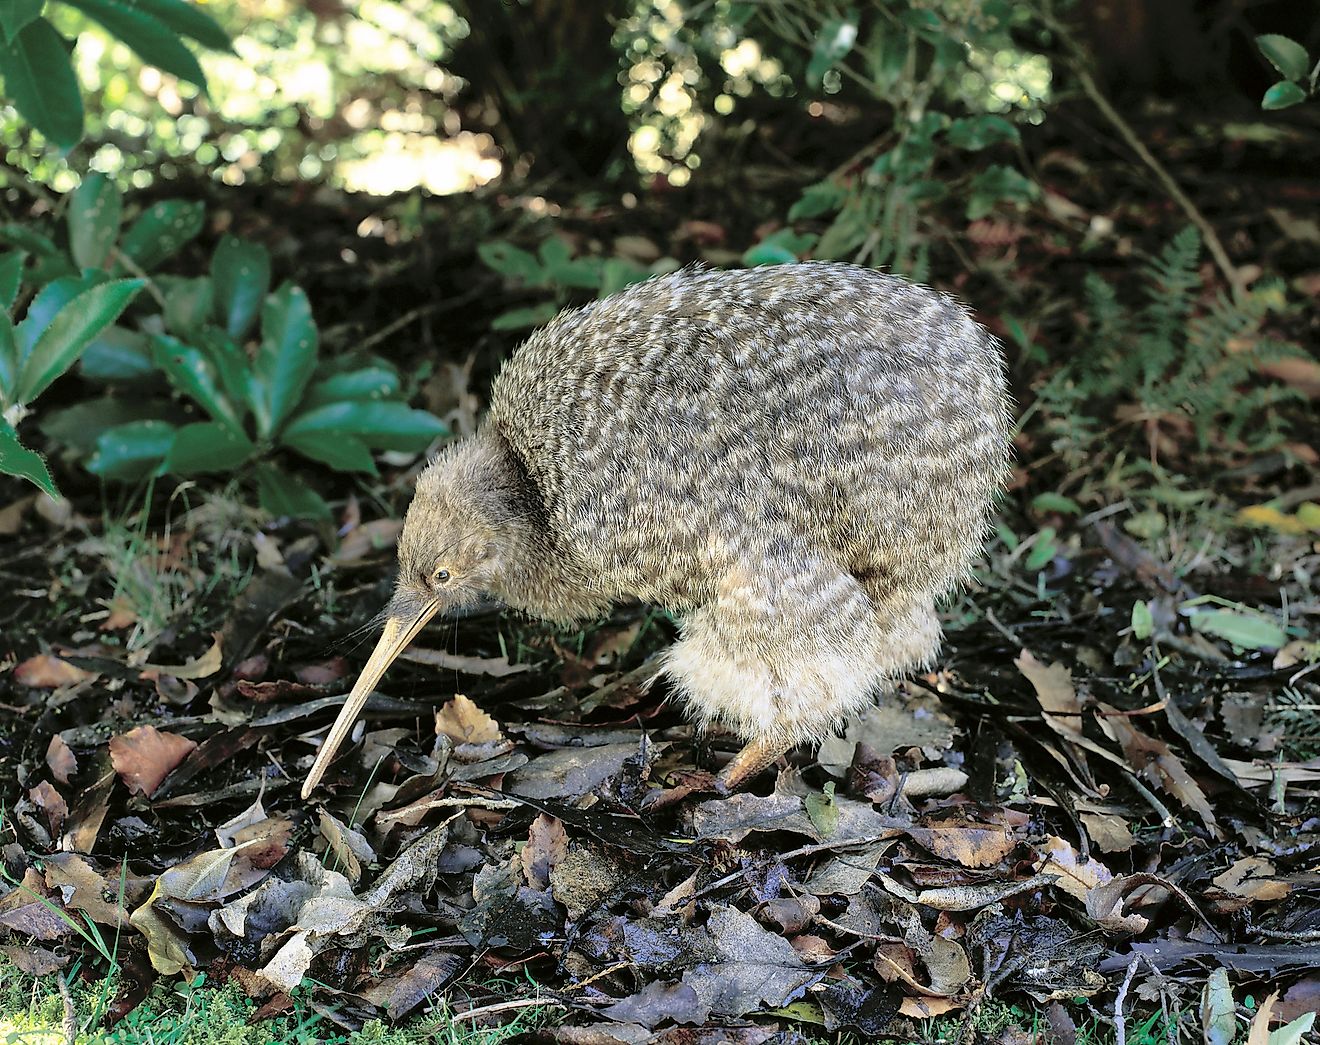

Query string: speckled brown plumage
[303,262,1012,798]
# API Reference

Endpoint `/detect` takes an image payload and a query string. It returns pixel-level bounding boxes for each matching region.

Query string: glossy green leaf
[0,250,23,310]
[1262,81,1307,110]
[0,416,57,495]
[211,235,270,339]
[788,181,847,221]
[1256,34,1310,83]
[742,229,817,268]
[40,396,175,454]
[1189,608,1287,652]
[251,282,318,437]
[598,257,649,298]
[1024,527,1057,571]
[282,400,447,451]
[0,224,59,258]
[807,14,857,86]
[283,431,377,474]
[0,0,43,43]
[947,115,1019,151]
[966,165,1038,220]
[163,421,254,475]
[150,333,245,434]
[14,273,102,359]
[804,781,839,837]
[0,315,17,404]
[68,172,122,270]
[79,326,154,381]
[0,17,83,148]
[61,0,207,89]
[742,241,797,267]
[159,275,213,336]
[1030,492,1082,515]
[88,419,176,480]
[17,279,144,404]
[254,463,330,520]
[477,241,542,285]
[300,366,400,410]
[196,327,253,408]
[131,0,230,51]
[490,303,559,331]
[119,200,204,271]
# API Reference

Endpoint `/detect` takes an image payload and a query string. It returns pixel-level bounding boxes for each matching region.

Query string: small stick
[1114,953,1140,1045]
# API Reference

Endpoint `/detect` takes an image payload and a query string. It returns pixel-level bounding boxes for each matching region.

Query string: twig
[355,286,484,354]
[1114,953,1140,1045]
[111,249,168,309]
[58,973,76,1045]
[1051,22,1244,297]
[451,995,604,1021]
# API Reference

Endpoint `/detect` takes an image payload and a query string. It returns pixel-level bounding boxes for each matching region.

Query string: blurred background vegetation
[1,0,1318,538]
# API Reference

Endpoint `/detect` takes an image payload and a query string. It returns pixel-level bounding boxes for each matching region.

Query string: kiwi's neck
[477,426,612,624]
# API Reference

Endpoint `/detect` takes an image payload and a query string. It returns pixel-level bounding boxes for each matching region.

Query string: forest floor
[1,100,1319,1045]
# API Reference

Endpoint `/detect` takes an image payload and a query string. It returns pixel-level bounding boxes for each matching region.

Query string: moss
[0,955,554,1045]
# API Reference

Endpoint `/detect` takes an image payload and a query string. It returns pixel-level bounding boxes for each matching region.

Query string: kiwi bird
[301,262,1011,799]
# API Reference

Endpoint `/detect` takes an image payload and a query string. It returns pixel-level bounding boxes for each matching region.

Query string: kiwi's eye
[434,568,451,585]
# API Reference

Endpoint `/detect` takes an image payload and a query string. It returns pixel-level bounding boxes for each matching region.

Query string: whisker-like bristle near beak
[301,600,439,800]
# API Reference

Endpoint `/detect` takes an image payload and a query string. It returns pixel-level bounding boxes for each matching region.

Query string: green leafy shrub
[0,0,230,148]
[732,2,1045,275]
[1034,227,1306,483]
[4,175,447,518]
[478,236,678,329]
[0,233,144,494]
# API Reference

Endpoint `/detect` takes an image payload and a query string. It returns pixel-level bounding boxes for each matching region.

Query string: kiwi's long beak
[301,601,440,800]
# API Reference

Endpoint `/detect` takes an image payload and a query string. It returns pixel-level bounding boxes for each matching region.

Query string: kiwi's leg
[716,735,790,792]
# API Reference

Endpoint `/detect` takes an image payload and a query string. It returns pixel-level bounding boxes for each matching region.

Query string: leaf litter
[1,493,1318,1042]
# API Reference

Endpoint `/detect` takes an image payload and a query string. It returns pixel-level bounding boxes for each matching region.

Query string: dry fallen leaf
[141,634,223,680]
[109,725,199,797]
[14,655,93,688]
[905,820,1015,869]
[1212,857,1292,903]
[434,694,503,746]
[45,735,78,785]
[28,781,67,838]
[1098,704,1219,837]
[1016,650,1087,741]
[521,813,568,891]
[331,518,404,565]
[402,647,531,677]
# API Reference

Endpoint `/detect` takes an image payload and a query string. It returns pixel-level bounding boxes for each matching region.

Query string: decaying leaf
[362,946,464,1021]
[434,694,503,746]
[109,725,198,797]
[141,633,223,679]
[522,813,568,891]
[693,792,899,845]
[14,655,94,688]
[45,735,78,784]
[43,853,144,927]
[1097,704,1219,836]
[1211,857,1292,904]
[28,781,68,838]
[816,699,955,777]
[318,808,376,885]
[1201,967,1236,1045]
[402,646,531,677]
